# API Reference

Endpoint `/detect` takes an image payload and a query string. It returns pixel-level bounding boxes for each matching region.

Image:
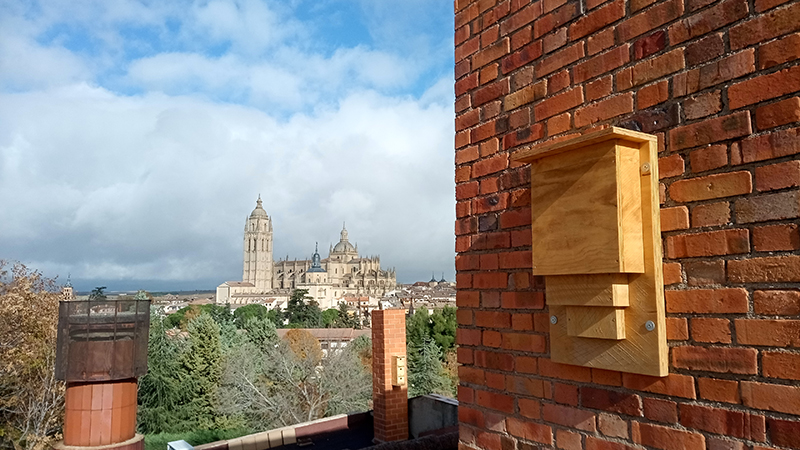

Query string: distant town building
[217,196,397,309]
[61,275,75,301]
[276,328,370,357]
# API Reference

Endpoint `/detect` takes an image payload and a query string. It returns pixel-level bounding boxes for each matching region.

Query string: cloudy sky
[0,0,455,291]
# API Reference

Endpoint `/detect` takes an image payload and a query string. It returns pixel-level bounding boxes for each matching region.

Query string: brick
[574,93,634,127]
[665,288,749,314]
[663,262,682,285]
[735,319,800,347]
[637,80,668,109]
[533,2,580,39]
[539,358,592,382]
[754,289,800,315]
[581,387,642,416]
[669,112,752,152]
[659,154,685,179]
[763,351,800,381]
[506,417,552,445]
[622,373,696,399]
[666,317,688,340]
[729,1,800,50]
[617,0,684,42]
[685,33,724,66]
[660,206,689,231]
[616,68,632,91]
[518,398,542,419]
[759,32,800,69]
[672,345,758,374]
[684,260,725,286]
[680,404,755,439]
[684,91,722,121]
[689,144,727,173]
[456,36,481,64]
[729,65,800,109]
[633,31,666,61]
[504,81,547,111]
[756,160,800,192]
[736,190,800,223]
[474,38,510,69]
[459,405,485,428]
[477,389,515,413]
[536,43,585,77]
[534,87,584,121]
[473,153,509,177]
[474,78,510,107]
[474,350,515,371]
[668,0,749,44]
[543,403,596,431]
[769,418,800,450]
[691,317,731,343]
[587,28,615,55]
[753,223,800,251]
[631,48,684,87]
[573,45,629,84]
[643,397,677,423]
[697,377,740,403]
[669,170,752,202]
[500,2,543,35]
[501,40,544,73]
[665,228,749,258]
[543,27,567,54]
[501,332,546,352]
[547,70,571,95]
[596,413,628,439]
[729,255,800,283]
[547,112,572,136]
[741,381,800,415]
[740,126,800,163]
[506,375,546,397]
[569,0,625,40]
[586,437,639,450]
[691,201,730,227]
[555,429,581,450]
[632,422,705,450]
[677,50,755,97]
[554,382,579,406]
[756,97,800,131]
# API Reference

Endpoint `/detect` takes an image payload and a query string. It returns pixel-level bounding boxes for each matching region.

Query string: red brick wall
[454,0,800,449]
[372,309,409,442]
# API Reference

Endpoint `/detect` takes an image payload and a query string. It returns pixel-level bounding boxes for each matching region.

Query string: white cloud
[0,0,456,289]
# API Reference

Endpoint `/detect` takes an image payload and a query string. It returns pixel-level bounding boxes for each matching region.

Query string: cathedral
[216,196,397,309]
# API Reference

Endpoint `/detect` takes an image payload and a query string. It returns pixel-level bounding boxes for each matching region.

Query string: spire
[257,194,262,208]
[65,273,72,288]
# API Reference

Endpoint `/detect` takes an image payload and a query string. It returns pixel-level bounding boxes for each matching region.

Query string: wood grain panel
[546,274,629,307]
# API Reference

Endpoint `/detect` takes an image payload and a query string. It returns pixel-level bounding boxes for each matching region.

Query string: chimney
[54,298,150,450]
[371,309,408,443]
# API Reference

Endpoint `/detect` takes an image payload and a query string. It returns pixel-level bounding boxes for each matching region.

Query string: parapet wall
[454,0,800,448]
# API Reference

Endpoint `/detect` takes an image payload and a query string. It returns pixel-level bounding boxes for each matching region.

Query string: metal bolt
[641,162,652,175]
[645,320,656,331]
[550,315,558,325]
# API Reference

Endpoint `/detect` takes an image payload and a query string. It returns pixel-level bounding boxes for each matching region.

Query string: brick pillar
[372,309,408,443]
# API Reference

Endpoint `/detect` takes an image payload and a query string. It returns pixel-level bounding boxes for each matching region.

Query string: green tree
[89,286,107,302]
[137,308,193,434]
[267,305,284,327]
[242,317,277,353]
[430,306,457,354]
[233,304,268,328]
[321,308,339,327]
[333,302,359,328]
[286,289,322,327]
[182,313,223,429]
[407,339,452,398]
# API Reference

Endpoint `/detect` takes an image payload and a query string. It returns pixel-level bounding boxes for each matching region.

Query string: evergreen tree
[137,308,193,434]
[233,304,268,328]
[286,289,322,327]
[182,313,223,429]
[407,339,451,397]
[243,316,278,353]
[321,308,339,328]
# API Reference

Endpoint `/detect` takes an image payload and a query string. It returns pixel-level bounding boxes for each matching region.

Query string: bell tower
[242,195,273,291]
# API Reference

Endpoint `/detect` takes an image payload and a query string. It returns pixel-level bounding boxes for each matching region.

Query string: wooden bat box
[512,127,667,377]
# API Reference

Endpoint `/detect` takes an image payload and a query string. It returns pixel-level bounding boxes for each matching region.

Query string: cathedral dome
[250,196,268,218]
[331,224,357,254]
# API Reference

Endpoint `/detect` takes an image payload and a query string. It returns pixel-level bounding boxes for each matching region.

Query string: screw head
[645,320,656,331]
[641,162,652,175]
[550,315,558,324]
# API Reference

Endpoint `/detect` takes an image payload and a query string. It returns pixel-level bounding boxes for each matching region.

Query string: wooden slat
[566,306,626,340]
[512,126,657,163]
[546,274,629,307]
